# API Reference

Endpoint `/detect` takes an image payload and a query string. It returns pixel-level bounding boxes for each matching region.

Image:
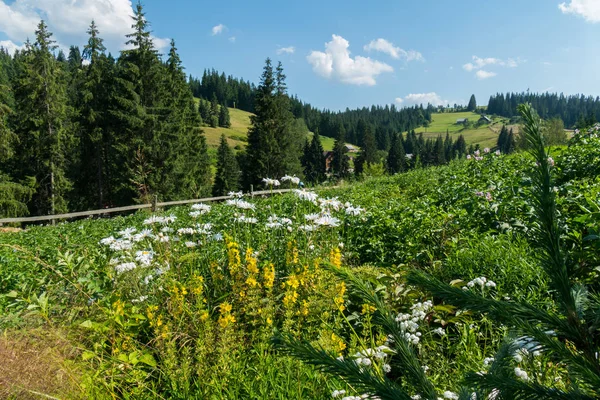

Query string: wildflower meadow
[0,108,599,399]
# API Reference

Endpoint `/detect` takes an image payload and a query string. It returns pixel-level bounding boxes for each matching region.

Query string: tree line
[187,69,434,148]
[487,92,600,128]
[0,5,210,217]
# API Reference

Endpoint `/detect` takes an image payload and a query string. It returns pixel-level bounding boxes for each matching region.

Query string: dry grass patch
[0,329,85,399]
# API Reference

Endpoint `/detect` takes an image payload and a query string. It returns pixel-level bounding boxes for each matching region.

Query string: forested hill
[487,92,600,128]
[189,69,433,147]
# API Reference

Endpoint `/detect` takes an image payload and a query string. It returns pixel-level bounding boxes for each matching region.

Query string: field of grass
[415,111,503,148]
[0,129,599,398]
[194,99,335,151]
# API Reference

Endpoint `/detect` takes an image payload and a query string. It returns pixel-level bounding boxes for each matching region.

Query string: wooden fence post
[250,184,254,198]
[151,195,158,212]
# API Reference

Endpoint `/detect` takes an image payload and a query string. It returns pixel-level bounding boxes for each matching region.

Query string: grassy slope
[415,112,506,148]
[194,98,335,151]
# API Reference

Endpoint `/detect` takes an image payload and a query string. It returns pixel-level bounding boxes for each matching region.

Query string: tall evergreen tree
[274,61,303,178]
[386,132,406,174]
[467,94,477,111]
[301,132,326,184]
[12,21,71,215]
[219,103,231,127]
[212,134,240,196]
[454,134,467,157]
[244,59,279,188]
[76,20,110,209]
[434,135,445,165]
[497,125,508,153]
[165,39,212,199]
[209,93,219,128]
[331,122,349,178]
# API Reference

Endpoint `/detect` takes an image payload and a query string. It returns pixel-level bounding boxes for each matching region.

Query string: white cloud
[559,0,600,22]
[363,38,424,62]
[542,61,552,66]
[307,34,393,86]
[211,23,226,35]
[229,36,236,43]
[542,86,555,92]
[277,46,295,55]
[475,70,497,80]
[462,55,521,78]
[0,39,24,55]
[0,0,170,52]
[396,92,450,107]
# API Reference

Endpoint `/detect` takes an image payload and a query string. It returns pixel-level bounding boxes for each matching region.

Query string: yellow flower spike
[361,303,377,315]
[263,263,275,289]
[331,332,346,353]
[329,248,342,268]
[245,248,259,275]
[220,302,233,313]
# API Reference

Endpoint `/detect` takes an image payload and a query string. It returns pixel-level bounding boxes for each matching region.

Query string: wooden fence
[0,188,297,225]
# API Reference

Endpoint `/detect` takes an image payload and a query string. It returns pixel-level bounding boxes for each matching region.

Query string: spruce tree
[506,129,516,154]
[210,93,219,128]
[76,20,110,209]
[165,39,212,199]
[434,135,445,165]
[454,134,467,157]
[244,58,298,188]
[331,122,349,178]
[386,132,406,174]
[358,120,378,165]
[467,94,477,111]
[219,103,231,127]
[274,61,303,177]
[213,134,240,196]
[301,132,326,184]
[12,21,71,215]
[444,131,453,161]
[497,125,508,153]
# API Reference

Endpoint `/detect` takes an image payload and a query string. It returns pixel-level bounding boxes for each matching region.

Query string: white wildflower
[443,391,459,400]
[115,262,137,274]
[294,189,319,202]
[262,177,281,187]
[118,227,137,239]
[185,241,198,248]
[100,236,116,246]
[383,364,391,373]
[191,203,211,213]
[281,175,301,185]
[314,214,341,227]
[332,390,347,398]
[514,367,529,381]
[135,250,154,266]
[432,327,446,336]
[177,227,196,235]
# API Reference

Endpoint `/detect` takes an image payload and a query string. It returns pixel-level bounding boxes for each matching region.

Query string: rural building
[478,115,492,124]
[456,118,468,125]
[343,144,359,153]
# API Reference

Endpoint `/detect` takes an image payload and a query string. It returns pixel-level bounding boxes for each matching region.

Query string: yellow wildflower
[263,263,275,289]
[334,282,346,312]
[329,247,342,268]
[331,332,346,353]
[361,303,377,315]
[246,276,259,287]
[245,248,259,275]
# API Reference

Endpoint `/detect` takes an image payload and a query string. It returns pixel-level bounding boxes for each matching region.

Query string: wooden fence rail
[0,188,298,225]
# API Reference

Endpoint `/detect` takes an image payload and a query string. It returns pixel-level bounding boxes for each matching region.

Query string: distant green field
[194,98,335,151]
[415,112,502,148]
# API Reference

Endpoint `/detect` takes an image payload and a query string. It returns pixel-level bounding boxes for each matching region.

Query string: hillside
[415,111,514,148]
[195,99,336,151]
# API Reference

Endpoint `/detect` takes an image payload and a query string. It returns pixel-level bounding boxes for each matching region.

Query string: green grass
[307,131,336,151]
[194,98,336,151]
[415,112,505,148]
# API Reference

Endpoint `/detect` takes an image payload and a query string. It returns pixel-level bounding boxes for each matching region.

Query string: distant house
[478,115,492,124]
[343,143,359,153]
[456,118,468,125]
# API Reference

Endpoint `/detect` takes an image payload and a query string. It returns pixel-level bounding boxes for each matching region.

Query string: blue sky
[1,0,599,110]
